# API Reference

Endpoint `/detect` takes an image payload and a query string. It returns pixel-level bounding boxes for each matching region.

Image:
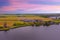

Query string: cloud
[28,1,60,5]
[25,5,60,11]
[1,0,60,13]
[28,0,60,2]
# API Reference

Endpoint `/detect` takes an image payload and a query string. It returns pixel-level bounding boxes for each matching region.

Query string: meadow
[0,14,59,31]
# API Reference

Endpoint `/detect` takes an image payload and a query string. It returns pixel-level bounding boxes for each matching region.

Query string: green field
[0,14,59,31]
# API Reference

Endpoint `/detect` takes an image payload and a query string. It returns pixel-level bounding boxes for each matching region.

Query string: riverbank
[0,20,60,31]
[0,14,60,31]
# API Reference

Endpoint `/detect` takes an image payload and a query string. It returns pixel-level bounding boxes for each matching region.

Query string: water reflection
[0,25,60,40]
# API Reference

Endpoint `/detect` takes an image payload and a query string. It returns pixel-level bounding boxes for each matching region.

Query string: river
[0,25,60,40]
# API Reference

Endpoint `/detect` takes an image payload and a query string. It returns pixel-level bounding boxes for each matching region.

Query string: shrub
[13,22,29,27]
[2,28,9,31]
[0,26,3,28]
[34,22,41,26]
[43,21,50,26]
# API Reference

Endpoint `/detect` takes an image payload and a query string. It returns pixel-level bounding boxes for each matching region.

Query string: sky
[0,0,60,14]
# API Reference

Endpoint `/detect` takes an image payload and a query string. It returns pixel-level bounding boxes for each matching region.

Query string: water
[0,25,60,40]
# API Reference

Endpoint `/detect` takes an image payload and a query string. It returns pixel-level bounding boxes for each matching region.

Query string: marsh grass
[0,15,60,31]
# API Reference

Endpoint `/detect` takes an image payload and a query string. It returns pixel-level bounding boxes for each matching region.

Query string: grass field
[0,14,57,31]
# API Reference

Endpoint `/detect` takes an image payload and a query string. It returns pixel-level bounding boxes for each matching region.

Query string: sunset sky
[0,0,60,14]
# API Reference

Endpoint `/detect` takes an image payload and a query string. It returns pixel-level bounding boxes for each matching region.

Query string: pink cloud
[28,0,60,2]
[42,0,60,2]
[24,5,60,12]
[1,0,40,11]
[1,0,60,13]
